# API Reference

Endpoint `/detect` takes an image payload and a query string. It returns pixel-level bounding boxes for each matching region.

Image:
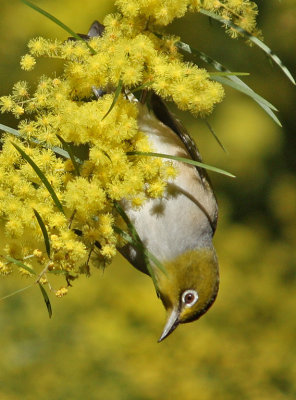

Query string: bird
[120,93,219,342]
[84,21,220,342]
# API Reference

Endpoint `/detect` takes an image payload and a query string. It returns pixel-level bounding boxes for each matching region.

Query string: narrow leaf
[176,41,275,108]
[175,42,281,126]
[127,151,235,178]
[38,283,52,318]
[97,148,112,163]
[47,146,70,159]
[205,121,228,153]
[113,225,133,244]
[12,142,65,214]
[102,79,123,120]
[20,0,96,55]
[49,269,68,275]
[209,72,250,77]
[0,123,71,159]
[0,123,23,138]
[33,209,51,258]
[211,75,275,110]
[176,42,278,111]
[56,135,80,176]
[199,8,295,85]
[5,256,37,275]
[130,82,153,93]
[212,76,282,127]
[145,249,167,275]
[252,101,282,127]
[114,201,140,241]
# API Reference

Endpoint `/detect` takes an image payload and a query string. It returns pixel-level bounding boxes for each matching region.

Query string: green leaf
[11,142,65,214]
[130,82,153,93]
[38,283,52,318]
[176,41,276,110]
[33,209,51,258]
[178,42,278,110]
[145,249,167,275]
[205,121,228,153]
[113,225,133,244]
[102,79,123,120]
[0,123,71,159]
[126,151,235,178]
[175,41,282,126]
[20,0,96,55]
[212,76,282,127]
[211,75,277,110]
[49,269,68,275]
[199,8,295,85]
[98,148,112,163]
[209,72,250,77]
[4,256,37,275]
[113,202,139,240]
[0,261,52,317]
[56,135,80,176]
[0,123,24,138]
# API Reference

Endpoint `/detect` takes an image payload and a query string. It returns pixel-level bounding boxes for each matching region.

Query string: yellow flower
[20,54,36,71]
[55,287,68,297]
[12,105,25,118]
[131,196,145,208]
[33,249,43,259]
[0,261,12,276]
[148,179,166,198]
[28,37,49,56]
[100,244,117,259]
[0,96,15,112]
[12,81,29,98]
[39,276,48,284]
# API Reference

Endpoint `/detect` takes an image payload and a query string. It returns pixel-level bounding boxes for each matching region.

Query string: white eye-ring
[182,290,199,307]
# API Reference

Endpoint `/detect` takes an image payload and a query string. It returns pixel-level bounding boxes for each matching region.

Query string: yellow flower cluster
[115,0,260,36]
[0,0,258,297]
[201,0,260,38]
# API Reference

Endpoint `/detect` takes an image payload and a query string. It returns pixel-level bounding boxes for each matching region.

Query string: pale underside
[120,103,218,274]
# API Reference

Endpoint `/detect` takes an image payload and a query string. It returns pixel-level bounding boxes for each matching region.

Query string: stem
[36,260,52,283]
[68,209,77,229]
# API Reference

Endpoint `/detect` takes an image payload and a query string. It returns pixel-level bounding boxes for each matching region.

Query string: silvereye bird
[86,21,219,342]
[120,93,219,341]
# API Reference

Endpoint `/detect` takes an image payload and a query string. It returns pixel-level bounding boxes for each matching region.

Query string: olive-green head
[156,248,219,342]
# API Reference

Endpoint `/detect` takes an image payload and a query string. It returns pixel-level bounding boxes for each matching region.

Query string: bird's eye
[182,290,199,307]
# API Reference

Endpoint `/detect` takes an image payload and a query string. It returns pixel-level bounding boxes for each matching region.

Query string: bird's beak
[158,307,180,342]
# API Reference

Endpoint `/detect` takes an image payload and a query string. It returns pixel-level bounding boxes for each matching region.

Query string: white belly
[121,104,217,267]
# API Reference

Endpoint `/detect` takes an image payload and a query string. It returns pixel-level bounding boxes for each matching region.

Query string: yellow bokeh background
[1,1,296,399]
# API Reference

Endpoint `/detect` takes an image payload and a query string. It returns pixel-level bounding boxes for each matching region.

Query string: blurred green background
[1,1,296,399]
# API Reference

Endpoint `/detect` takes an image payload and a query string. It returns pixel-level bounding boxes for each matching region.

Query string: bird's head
[156,248,219,342]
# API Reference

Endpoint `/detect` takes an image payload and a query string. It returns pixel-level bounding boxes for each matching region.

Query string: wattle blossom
[0,0,258,296]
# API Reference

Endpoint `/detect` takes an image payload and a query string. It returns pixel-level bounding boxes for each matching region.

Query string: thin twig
[68,209,76,229]
[35,260,52,283]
